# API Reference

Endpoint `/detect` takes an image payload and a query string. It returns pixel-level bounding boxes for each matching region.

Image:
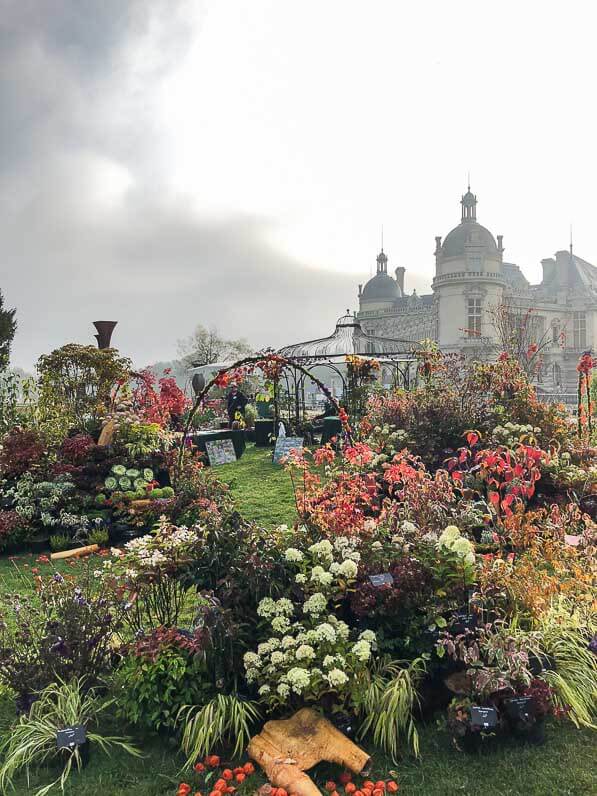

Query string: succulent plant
[134,478,148,490]
[126,468,140,478]
[143,468,154,481]
[119,477,132,491]
[112,464,127,476]
[104,476,118,491]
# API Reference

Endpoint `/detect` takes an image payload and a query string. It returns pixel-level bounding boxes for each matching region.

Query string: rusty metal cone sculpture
[93,321,118,349]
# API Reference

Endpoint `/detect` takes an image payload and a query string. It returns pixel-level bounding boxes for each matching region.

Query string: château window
[467,298,482,337]
[552,322,560,344]
[573,312,586,349]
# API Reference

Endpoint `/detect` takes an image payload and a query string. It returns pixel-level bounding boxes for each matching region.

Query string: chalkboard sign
[57,725,87,750]
[470,706,498,729]
[205,439,237,466]
[273,436,304,464]
[368,573,394,587]
[450,612,477,635]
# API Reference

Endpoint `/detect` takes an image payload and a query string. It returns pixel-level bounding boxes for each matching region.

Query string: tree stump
[248,708,370,796]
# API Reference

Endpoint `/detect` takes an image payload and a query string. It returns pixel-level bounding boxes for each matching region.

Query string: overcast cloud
[1,1,596,370]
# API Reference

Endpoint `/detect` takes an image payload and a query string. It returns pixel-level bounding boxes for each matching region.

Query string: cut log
[248,708,370,796]
[50,544,99,561]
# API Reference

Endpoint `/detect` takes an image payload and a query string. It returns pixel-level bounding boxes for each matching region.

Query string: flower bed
[0,349,595,794]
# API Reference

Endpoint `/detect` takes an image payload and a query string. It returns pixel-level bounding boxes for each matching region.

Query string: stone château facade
[357,187,597,393]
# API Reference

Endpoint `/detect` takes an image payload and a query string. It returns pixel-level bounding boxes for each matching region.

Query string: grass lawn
[216,444,300,528]
[0,445,595,795]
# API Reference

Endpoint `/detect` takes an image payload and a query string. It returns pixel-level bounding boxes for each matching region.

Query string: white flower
[401,521,418,534]
[351,640,372,662]
[257,598,276,618]
[244,652,261,669]
[310,566,333,587]
[258,641,273,656]
[271,616,291,634]
[295,644,316,661]
[295,573,307,584]
[303,592,327,615]
[315,623,337,643]
[337,559,358,579]
[286,667,310,693]
[358,629,376,644]
[275,598,294,616]
[281,635,297,649]
[245,667,260,683]
[334,620,350,640]
[258,685,271,695]
[308,540,333,559]
[371,541,382,550]
[277,683,290,698]
[323,655,336,669]
[326,668,349,688]
[270,651,285,665]
[284,547,304,563]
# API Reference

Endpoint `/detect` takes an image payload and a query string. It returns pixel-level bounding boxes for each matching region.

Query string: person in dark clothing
[227,385,248,425]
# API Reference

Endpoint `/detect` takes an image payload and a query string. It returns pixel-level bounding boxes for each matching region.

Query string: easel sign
[273,436,304,465]
[205,439,237,466]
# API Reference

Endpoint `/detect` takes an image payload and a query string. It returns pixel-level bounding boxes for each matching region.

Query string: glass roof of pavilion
[278,312,419,359]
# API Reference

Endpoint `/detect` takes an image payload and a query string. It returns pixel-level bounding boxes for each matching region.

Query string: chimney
[434,236,442,256]
[395,267,405,294]
[541,258,556,285]
[497,235,504,253]
[93,321,118,349]
[358,284,362,297]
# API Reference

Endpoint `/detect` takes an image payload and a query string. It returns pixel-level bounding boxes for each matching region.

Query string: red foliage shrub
[0,428,46,478]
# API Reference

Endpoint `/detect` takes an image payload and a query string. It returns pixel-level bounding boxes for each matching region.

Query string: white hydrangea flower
[303,592,327,615]
[281,635,297,649]
[287,667,311,693]
[284,547,304,563]
[295,573,307,584]
[270,650,285,665]
[329,562,340,574]
[258,641,273,656]
[401,521,418,534]
[258,685,271,695]
[337,559,358,579]
[245,667,260,683]
[351,640,372,662]
[275,598,295,616]
[243,652,262,669]
[277,683,290,698]
[358,629,376,644]
[323,655,336,669]
[335,621,350,640]
[371,541,383,550]
[295,644,316,661]
[271,616,291,634]
[308,540,333,559]
[315,623,337,643]
[257,598,276,618]
[310,566,333,587]
[326,668,349,687]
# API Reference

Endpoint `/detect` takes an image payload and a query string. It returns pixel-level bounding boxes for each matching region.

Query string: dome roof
[442,222,498,258]
[361,271,400,300]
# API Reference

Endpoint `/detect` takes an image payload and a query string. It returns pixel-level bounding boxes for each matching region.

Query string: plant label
[470,706,498,729]
[205,439,237,466]
[56,725,87,750]
[273,436,304,464]
[368,573,394,587]
[504,696,535,721]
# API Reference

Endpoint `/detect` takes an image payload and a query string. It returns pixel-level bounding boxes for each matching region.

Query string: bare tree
[486,301,563,377]
[177,324,253,367]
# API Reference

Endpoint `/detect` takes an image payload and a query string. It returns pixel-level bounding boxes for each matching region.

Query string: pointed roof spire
[461,183,477,222]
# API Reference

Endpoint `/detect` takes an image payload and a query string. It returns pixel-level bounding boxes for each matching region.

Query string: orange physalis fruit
[235,773,246,783]
[206,755,221,768]
[344,784,357,795]
[177,785,192,796]
[277,789,288,796]
[194,763,206,773]
[354,790,364,796]
[386,783,399,793]
[222,770,234,781]
[243,762,255,775]
[325,782,337,792]
[374,783,386,792]
[373,790,384,796]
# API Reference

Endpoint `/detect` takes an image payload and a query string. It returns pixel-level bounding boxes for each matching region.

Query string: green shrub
[49,533,73,552]
[87,528,109,548]
[116,627,213,731]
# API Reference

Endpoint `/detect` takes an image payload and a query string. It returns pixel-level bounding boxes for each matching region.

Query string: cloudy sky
[1,0,596,370]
